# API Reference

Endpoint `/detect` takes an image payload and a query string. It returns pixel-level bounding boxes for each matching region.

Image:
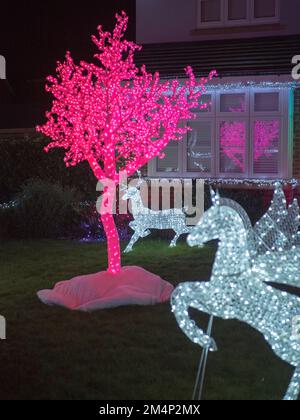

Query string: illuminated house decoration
[172,189,300,400]
[122,173,191,253]
[36,12,215,310]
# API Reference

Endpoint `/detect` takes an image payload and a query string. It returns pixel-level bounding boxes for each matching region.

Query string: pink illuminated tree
[37,12,216,274]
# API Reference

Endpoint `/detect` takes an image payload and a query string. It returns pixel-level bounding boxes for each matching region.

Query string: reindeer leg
[140,229,151,238]
[170,232,180,248]
[124,231,142,253]
[170,224,188,247]
[283,367,300,400]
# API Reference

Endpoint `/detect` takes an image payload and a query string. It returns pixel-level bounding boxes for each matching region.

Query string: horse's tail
[171,282,217,352]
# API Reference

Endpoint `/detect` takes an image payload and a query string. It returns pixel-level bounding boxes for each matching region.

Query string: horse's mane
[219,198,257,255]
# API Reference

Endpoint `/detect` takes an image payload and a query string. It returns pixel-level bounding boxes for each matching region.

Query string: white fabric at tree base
[37,266,174,311]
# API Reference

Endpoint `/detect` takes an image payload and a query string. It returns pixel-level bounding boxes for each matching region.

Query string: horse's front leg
[172,283,217,352]
[284,367,300,400]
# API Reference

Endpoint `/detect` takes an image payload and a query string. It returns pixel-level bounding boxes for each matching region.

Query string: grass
[0,239,294,400]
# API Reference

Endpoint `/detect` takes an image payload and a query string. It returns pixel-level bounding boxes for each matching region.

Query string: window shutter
[253,119,280,175]
[187,121,212,173]
[200,0,222,23]
[156,141,180,173]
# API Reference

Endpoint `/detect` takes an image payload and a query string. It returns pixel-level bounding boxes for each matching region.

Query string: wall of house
[136,0,300,44]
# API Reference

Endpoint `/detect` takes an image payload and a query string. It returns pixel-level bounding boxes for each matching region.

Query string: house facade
[136,0,300,186]
[1,1,299,190]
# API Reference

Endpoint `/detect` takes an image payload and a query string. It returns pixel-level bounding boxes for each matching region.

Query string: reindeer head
[122,186,140,201]
[121,171,144,202]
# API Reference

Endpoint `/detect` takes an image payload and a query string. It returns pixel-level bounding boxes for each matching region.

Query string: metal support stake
[192,315,214,401]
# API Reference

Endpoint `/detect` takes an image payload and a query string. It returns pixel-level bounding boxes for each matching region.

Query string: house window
[254,0,277,19]
[228,0,248,21]
[219,119,247,174]
[200,0,223,24]
[156,141,180,173]
[148,87,292,179]
[197,0,280,28]
[186,120,213,173]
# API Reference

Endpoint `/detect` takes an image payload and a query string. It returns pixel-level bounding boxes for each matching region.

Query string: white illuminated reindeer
[122,174,191,253]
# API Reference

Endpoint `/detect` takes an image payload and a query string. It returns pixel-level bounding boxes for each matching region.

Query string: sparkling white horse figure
[172,190,300,400]
[122,176,191,253]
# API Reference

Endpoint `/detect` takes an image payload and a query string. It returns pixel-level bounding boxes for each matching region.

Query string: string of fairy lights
[184,80,300,92]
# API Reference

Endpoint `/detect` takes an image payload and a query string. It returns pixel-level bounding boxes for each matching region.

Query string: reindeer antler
[136,170,143,188]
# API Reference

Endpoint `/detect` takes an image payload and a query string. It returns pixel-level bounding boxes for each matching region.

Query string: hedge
[0,134,97,201]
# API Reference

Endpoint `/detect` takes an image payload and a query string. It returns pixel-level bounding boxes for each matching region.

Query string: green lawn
[0,239,294,400]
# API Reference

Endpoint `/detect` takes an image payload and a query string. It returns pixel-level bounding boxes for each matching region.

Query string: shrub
[0,203,14,239]
[5,179,82,239]
[0,135,97,202]
[0,180,132,241]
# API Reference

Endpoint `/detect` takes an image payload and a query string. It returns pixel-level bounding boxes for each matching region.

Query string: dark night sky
[0,0,136,85]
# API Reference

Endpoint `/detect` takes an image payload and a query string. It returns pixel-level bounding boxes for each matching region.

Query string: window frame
[196,0,280,29]
[250,88,290,179]
[217,89,250,116]
[251,0,280,25]
[216,116,249,178]
[251,89,282,115]
[197,0,225,28]
[249,115,282,178]
[148,140,183,178]
[183,117,216,177]
[147,87,292,180]
[225,0,251,27]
